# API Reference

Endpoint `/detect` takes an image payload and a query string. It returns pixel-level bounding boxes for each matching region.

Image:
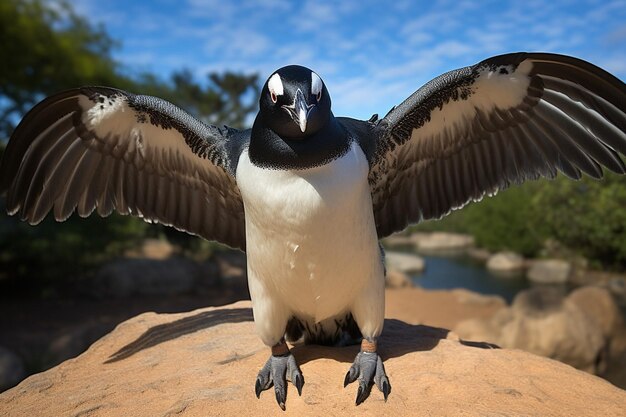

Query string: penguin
[1,53,625,409]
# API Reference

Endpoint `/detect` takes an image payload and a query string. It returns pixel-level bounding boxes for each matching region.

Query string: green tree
[0,0,136,139]
[415,181,545,257]
[139,69,259,130]
[532,173,626,268]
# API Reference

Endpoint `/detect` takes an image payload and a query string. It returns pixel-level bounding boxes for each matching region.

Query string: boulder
[125,238,177,260]
[0,346,25,392]
[384,251,425,273]
[2,301,625,416]
[91,257,200,298]
[607,276,626,301]
[385,268,413,288]
[455,287,614,374]
[527,259,572,284]
[486,251,525,274]
[450,289,506,308]
[416,232,475,253]
[568,286,622,339]
[45,324,112,369]
[214,250,248,284]
[380,233,415,248]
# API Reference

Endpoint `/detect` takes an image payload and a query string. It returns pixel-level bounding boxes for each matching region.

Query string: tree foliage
[415,172,626,270]
[0,0,132,138]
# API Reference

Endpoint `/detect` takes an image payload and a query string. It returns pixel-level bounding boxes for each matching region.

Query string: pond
[410,253,532,303]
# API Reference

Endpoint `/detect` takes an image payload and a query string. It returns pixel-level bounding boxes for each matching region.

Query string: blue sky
[72,0,626,121]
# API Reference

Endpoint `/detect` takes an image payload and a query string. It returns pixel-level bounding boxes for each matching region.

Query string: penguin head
[259,65,331,139]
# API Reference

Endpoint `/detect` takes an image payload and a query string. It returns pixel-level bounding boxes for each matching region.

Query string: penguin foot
[254,351,304,411]
[343,351,390,405]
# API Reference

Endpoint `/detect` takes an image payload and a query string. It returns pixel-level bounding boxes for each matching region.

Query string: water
[410,254,530,303]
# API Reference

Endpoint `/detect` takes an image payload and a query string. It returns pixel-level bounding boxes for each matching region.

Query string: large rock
[0,346,25,392]
[380,233,415,248]
[384,251,425,273]
[3,301,625,416]
[455,287,619,374]
[90,257,203,298]
[125,238,178,260]
[568,286,622,339]
[385,268,413,288]
[45,324,112,369]
[416,232,475,253]
[486,251,525,274]
[527,259,572,284]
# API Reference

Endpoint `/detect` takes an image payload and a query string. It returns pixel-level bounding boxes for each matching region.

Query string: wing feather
[1,87,247,250]
[370,53,626,238]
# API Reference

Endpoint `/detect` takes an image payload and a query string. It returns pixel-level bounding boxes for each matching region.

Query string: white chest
[236,142,382,321]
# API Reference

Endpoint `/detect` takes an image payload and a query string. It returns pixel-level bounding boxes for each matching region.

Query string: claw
[343,371,352,388]
[275,388,286,411]
[382,380,390,402]
[295,374,304,396]
[255,378,263,399]
[355,382,370,406]
[355,385,363,405]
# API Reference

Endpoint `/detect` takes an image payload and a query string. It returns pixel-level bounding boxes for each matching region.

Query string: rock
[381,233,415,248]
[527,259,572,284]
[511,286,567,316]
[125,238,177,260]
[486,251,525,274]
[568,286,622,339]
[607,277,626,301]
[416,232,475,253]
[91,257,200,298]
[384,251,425,273]
[385,268,413,288]
[45,324,111,369]
[455,287,611,374]
[2,301,625,416]
[450,289,506,308]
[214,251,248,284]
[0,346,25,392]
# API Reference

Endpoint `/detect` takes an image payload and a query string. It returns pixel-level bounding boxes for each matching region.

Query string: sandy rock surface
[2,300,625,417]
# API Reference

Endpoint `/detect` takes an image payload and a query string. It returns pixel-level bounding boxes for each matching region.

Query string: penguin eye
[311,72,323,103]
[268,73,283,104]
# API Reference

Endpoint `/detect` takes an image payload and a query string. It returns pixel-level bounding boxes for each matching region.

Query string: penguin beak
[282,89,315,133]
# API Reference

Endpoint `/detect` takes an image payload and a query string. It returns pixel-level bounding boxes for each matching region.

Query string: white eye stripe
[311,72,322,95]
[268,73,284,96]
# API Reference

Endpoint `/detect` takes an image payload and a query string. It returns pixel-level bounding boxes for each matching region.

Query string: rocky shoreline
[382,231,626,304]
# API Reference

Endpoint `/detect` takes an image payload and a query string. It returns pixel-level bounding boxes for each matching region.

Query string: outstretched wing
[368,52,626,238]
[0,87,248,250]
